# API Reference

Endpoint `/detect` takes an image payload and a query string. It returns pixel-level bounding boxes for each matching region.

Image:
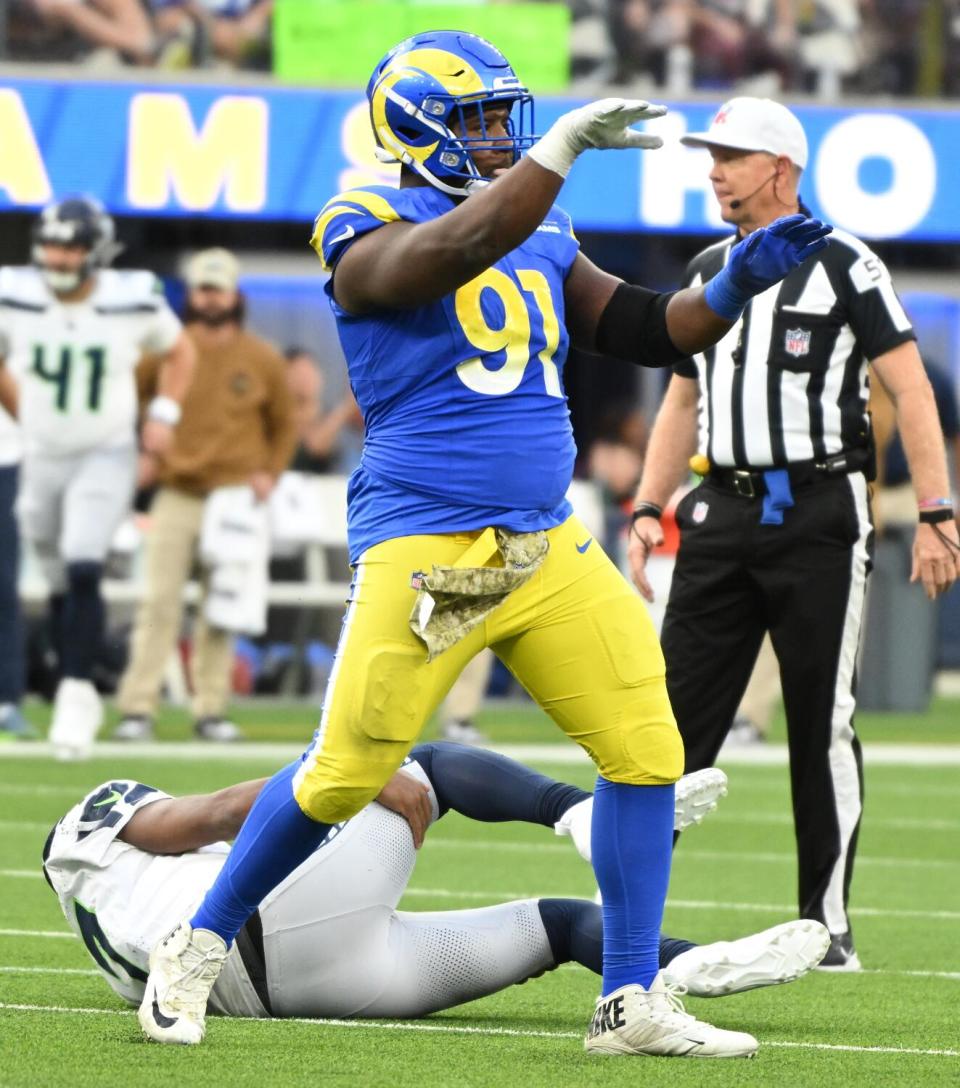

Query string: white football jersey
[0,406,18,467]
[44,761,440,1016]
[43,780,228,1006]
[0,266,181,455]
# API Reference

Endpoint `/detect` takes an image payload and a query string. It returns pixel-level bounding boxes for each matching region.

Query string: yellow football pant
[293,515,683,823]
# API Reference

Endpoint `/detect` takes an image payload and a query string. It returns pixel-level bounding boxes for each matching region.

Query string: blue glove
[704,214,833,321]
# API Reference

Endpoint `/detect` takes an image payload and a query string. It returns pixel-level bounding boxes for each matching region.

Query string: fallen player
[42,743,828,1021]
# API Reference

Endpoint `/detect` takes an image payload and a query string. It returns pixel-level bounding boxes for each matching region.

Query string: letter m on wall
[127,94,268,212]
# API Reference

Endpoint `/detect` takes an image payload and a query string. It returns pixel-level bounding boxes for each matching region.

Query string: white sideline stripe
[0,929,75,940]
[5,961,960,983]
[0,1002,956,1058]
[395,889,960,920]
[4,810,958,832]
[710,813,960,832]
[2,886,958,922]
[0,966,97,976]
[1,741,960,766]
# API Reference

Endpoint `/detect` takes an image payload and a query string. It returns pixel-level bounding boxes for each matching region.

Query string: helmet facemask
[31,197,122,297]
[368,32,538,197]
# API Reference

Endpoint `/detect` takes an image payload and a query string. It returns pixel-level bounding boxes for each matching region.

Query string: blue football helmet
[366,30,537,196]
[31,195,120,295]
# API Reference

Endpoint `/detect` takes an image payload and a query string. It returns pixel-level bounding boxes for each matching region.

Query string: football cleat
[48,678,103,761]
[138,922,227,1045]
[672,767,728,832]
[0,704,38,741]
[556,768,728,865]
[816,930,862,972]
[194,716,241,742]
[663,919,830,997]
[112,714,155,742]
[585,973,758,1058]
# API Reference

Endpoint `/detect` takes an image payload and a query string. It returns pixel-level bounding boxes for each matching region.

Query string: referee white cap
[681,97,808,169]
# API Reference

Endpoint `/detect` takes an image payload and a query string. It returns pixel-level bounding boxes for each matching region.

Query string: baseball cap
[184,247,240,290]
[681,97,808,169]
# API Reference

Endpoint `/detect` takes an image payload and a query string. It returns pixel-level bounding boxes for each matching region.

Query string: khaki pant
[117,488,233,719]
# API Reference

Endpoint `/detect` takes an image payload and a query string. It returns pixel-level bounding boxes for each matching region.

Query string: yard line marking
[1,741,959,766]
[395,889,960,920]
[6,959,960,983]
[0,966,97,976]
[710,813,960,832]
[0,929,75,940]
[0,784,88,797]
[1,870,44,879]
[0,1002,956,1058]
[5,811,959,834]
[420,841,959,870]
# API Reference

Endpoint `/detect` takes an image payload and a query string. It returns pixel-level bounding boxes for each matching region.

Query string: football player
[0,197,194,760]
[140,31,830,1055]
[43,744,829,1021]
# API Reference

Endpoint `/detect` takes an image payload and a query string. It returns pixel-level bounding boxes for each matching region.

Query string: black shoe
[816,930,862,972]
[113,715,155,741]
[194,716,241,742]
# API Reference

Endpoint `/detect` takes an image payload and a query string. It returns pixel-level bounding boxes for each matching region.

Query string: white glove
[527,98,667,178]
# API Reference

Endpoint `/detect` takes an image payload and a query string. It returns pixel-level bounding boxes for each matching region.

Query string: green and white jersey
[0,267,181,456]
[43,780,232,1008]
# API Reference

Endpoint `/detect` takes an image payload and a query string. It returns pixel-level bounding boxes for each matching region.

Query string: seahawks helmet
[366,30,536,196]
[31,196,120,295]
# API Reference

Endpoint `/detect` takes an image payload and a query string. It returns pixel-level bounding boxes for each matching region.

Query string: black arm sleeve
[594,283,688,369]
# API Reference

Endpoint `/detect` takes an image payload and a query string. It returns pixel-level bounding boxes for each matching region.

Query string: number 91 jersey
[311,185,580,562]
[0,266,182,455]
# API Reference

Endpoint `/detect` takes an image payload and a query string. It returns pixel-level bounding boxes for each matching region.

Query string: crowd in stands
[3,0,959,97]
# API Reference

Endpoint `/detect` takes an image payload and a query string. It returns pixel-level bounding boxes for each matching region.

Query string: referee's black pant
[661,471,873,937]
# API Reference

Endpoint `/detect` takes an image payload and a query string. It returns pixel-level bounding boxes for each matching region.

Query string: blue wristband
[704,266,748,321]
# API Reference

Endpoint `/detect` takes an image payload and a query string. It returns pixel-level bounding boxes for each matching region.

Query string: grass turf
[1,711,958,1086]
[14,692,960,745]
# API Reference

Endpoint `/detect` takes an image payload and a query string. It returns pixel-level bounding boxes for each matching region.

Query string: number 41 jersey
[311,185,581,563]
[0,267,182,456]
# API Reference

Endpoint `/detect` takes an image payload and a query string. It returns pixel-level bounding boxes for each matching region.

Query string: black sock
[410,741,589,824]
[538,897,603,972]
[536,899,698,975]
[60,562,105,681]
[658,935,698,966]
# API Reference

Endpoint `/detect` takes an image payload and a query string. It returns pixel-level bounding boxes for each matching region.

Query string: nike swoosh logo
[152,998,178,1029]
[328,224,355,247]
[576,538,593,554]
[93,790,121,808]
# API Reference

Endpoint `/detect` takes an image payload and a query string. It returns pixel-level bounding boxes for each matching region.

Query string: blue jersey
[311,185,581,563]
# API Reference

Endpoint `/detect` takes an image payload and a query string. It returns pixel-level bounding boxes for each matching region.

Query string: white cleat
[555,768,729,867]
[585,972,758,1058]
[554,797,594,862]
[673,767,728,832]
[48,678,103,761]
[662,919,831,997]
[138,922,227,1045]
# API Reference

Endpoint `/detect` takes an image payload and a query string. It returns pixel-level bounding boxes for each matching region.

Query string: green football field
[1,705,958,1087]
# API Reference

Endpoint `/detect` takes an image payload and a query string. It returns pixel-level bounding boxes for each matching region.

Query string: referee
[629,98,960,970]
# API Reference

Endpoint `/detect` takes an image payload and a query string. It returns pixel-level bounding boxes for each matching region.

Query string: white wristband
[147,395,182,426]
[526,118,580,179]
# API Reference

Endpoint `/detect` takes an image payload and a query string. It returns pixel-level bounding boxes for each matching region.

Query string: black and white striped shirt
[675,228,916,469]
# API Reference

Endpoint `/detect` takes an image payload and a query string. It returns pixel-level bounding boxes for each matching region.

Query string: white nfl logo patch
[784,327,811,357]
[692,501,709,523]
